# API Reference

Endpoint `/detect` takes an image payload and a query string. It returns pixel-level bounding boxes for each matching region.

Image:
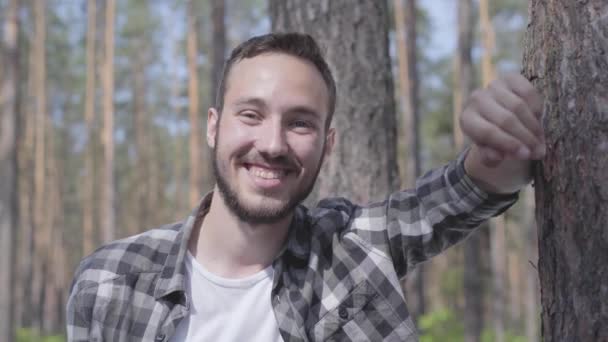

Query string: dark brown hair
[215,33,337,129]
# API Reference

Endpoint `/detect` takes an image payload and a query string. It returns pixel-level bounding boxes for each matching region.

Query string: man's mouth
[243,163,295,182]
[248,165,286,179]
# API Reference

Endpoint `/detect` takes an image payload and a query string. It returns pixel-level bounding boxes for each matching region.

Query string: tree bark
[270,0,399,205]
[101,0,115,243]
[187,0,202,208]
[522,187,538,342]
[394,0,426,322]
[17,5,36,327]
[83,0,97,256]
[522,1,608,340]
[479,1,506,341]
[31,0,48,332]
[454,1,484,340]
[0,0,19,340]
[211,0,226,108]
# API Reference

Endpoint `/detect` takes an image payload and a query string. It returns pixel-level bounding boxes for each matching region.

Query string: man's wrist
[463,145,530,194]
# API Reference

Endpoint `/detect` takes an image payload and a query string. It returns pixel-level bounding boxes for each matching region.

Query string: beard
[212,128,325,225]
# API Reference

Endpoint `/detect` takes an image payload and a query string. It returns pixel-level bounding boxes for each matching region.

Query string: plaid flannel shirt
[67,152,518,341]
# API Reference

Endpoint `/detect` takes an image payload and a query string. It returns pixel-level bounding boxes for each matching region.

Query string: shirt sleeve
[346,149,519,278]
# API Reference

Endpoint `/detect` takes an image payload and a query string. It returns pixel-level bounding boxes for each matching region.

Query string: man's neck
[188,189,292,279]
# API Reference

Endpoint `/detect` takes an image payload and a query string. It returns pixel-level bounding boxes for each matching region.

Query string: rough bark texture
[454,1,483,340]
[0,0,19,340]
[101,0,115,242]
[453,0,473,151]
[31,0,47,332]
[269,0,399,205]
[522,1,608,340]
[394,0,425,322]
[83,0,96,256]
[522,187,539,342]
[187,0,202,208]
[479,1,506,341]
[211,0,226,107]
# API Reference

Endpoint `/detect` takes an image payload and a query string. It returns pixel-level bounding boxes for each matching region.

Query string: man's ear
[324,127,336,158]
[207,108,219,148]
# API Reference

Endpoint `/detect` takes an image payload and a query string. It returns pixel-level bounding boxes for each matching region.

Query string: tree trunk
[394,0,425,322]
[31,0,48,332]
[0,0,19,340]
[101,0,115,243]
[207,0,226,191]
[454,1,484,340]
[211,0,226,108]
[270,0,399,205]
[42,119,58,334]
[133,53,146,232]
[479,1,506,341]
[522,187,539,342]
[522,1,608,340]
[17,6,36,327]
[83,0,97,256]
[453,0,473,151]
[187,0,202,208]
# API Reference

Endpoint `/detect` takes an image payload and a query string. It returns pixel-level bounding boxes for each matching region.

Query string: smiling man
[67,33,545,342]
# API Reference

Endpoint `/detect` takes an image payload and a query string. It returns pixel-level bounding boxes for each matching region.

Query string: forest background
[0,0,545,341]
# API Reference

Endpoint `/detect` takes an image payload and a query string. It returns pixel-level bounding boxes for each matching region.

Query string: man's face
[207,53,335,224]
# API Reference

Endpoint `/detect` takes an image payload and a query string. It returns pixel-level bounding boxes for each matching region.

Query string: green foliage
[16,328,65,342]
[419,308,464,342]
[481,329,527,342]
[419,308,529,342]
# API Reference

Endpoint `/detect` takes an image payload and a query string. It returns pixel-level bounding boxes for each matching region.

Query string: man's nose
[257,121,288,158]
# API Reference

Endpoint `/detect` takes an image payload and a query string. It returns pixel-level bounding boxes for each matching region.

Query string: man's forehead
[224,53,330,110]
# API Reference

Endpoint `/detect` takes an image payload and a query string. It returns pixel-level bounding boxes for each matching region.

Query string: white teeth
[249,166,284,179]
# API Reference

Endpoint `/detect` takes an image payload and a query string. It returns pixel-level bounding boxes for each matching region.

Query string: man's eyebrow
[285,106,322,120]
[233,97,268,110]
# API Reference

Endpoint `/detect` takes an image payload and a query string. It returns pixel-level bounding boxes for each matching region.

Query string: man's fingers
[489,81,543,137]
[503,73,544,118]
[461,110,524,157]
[473,94,539,156]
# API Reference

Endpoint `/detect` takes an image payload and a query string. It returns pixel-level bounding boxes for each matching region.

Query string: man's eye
[240,111,259,121]
[291,120,315,131]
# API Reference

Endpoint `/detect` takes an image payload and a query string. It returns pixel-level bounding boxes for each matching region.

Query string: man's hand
[461,73,545,194]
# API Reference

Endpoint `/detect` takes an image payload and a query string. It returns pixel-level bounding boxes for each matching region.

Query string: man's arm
[461,73,545,194]
[343,73,544,278]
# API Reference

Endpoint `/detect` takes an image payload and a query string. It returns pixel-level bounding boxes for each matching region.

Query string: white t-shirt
[170,251,284,342]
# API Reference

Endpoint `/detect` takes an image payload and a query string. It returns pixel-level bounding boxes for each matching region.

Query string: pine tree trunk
[17,11,36,327]
[394,0,425,322]
[211,0,225,108]
[187,0,202,208]
[31,0,48,332]
[522,187,539,342]
[479,1,507,340]
[0,0,19,340]
[207,0,226,191]
[101,0,115,243]
[269,0,399,205]
[454,1,484,339]
[133,50,148,232]
[522,1,608,340]
[83,0,97,256]
[42,119,58,334]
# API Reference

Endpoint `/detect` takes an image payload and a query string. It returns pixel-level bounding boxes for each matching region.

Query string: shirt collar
[153,192,313,299]
[154,192,213,299]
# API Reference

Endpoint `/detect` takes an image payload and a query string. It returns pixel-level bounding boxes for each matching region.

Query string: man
[67,33,545,341]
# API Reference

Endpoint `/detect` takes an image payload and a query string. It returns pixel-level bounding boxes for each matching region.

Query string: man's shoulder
[69,221,184,293]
